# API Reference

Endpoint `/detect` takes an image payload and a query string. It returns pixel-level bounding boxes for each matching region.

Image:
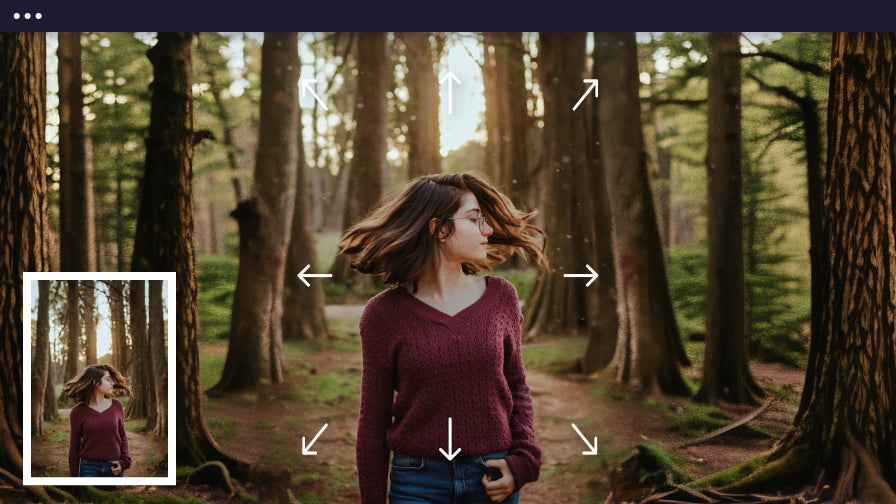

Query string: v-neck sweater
[355,275,541,503]
[68,399,131,476]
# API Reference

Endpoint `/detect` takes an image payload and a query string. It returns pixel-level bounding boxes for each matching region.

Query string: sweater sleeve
[356,298,395,504]
[500,280,542,490]
[116,400,132,469]
[68,406,82,477]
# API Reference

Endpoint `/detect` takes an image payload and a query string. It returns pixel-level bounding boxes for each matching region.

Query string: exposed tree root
[0,466,57,503]
[186,460,251,502]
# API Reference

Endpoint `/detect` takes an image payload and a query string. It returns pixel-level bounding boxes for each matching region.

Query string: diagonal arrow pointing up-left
[301,79,328,111]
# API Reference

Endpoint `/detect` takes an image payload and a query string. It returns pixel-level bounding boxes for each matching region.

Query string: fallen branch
[677,398,776,449]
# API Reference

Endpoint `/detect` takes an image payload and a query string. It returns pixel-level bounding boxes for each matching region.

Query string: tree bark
[31,281,51,437]
[211,32,299,392]
[147,280,167,436]
[0,31,49,478]
[83,280,97,364]
[58,32,95,274]
[127,279,150,419]
[523,32,591,338]
[595,32,690,396]
[698,32,763,405]
[59,280,81,403]
[580,33,620,374]
[331,32,389,293]
[130,32,246,475]
[727,32,896,500]
[399,32,441,178]
[283,64,329,342]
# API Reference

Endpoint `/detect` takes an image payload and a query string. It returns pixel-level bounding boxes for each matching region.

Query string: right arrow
[563,264,599,287]
[571,423,599,455]
[438,417,461,461]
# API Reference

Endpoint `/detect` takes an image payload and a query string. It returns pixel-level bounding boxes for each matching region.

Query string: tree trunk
[108,279,128,371]
[580,34,619,374]
[399,32,441,178]
[283,68,329,342]
[331,32,389,292]
[698,32,763,405]
[210,32,299,392]
[131,32,246,475]
[523,32,590,338]
[127,279,150,419]
[147,280,167,436]
[59,280,81,403]
[32,281,51,437]
[83,280,97,364]
[727,33,896,501]
[58,32,95,273]
[594,32,690,396]
[0,31,49,478]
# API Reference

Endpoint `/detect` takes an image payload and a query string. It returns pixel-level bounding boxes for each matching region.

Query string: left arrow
[301,78,328,111]
[301,423,329,455]
[298,264,332,287]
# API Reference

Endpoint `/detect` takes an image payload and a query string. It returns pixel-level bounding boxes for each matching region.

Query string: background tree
[31,281,51,437]
[595,32,690,396]
[210,32,299,391]
[725,32,896,501]
[146,280,167,436]
[283,66,329,342]
[131,31,246,475]
[58,280,80,403]
[398,32,441,177]
[523,32,592,338]
[82,281,97,365]
[579,32,620,374]
[330,32,389,293]
[698,32,763,404]
[127,279,150,418]
[0,31,49,481]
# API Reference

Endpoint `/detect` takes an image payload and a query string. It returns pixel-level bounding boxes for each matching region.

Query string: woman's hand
[481,458,515,502]
[110,461,122,476]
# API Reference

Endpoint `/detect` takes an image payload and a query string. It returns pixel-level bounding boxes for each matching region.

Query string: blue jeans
[389,450,519,504]
[79,458,124,477]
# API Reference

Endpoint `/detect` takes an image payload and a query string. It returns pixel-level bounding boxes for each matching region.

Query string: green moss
[292,371,359,406]
[521,337,587,375]
[688,453,768,489]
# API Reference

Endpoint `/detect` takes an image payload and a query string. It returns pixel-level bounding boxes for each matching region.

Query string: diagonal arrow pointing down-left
[302,423,329,455]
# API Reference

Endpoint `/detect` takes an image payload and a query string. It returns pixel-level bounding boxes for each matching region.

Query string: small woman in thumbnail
[63,364,133,477]
[339,171,548,503]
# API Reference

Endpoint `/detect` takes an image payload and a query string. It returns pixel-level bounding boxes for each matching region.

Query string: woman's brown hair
[337,171,548,287]
[62,364,133,405]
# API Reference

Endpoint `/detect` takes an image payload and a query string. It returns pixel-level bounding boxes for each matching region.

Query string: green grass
[290,371,360,406]
[522,336,587,375]
[196,253,239,343]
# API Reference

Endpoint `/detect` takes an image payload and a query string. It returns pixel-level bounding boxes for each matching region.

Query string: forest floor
[17,304,806,504]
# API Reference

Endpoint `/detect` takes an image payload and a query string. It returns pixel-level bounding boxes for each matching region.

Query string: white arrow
[297,264,332,287]
[438,417,461,461]
[571,423,599,455]
[301,423,329,455]
[301,79,328,111]
[439,71,461,115]
[572,79,599,111]
[563,264,599,287]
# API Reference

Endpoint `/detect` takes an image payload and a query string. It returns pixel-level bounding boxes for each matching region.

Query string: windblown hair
[338,171,548,287]
[62,364,133,405]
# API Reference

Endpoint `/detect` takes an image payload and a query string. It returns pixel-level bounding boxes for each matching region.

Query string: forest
[1,32,895,503]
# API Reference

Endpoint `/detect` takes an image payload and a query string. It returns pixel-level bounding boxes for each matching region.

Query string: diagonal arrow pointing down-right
[571,423,599,455]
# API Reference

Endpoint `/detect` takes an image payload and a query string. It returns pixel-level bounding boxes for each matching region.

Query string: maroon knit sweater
[355,275,541,503]
[68,399,131,476]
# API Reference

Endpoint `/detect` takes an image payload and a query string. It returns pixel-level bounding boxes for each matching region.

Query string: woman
[339,172,548,503]
[63,364,133,477]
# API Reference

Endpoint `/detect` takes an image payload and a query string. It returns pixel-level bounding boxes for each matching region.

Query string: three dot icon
[13,12,43,20]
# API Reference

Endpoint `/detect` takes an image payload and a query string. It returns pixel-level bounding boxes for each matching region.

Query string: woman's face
[438,191,493,264]
[96,371,115,396]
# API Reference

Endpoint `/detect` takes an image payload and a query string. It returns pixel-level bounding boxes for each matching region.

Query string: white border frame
[23,271,177,486]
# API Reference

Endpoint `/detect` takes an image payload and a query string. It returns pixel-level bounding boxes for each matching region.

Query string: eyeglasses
[449,214,489,234]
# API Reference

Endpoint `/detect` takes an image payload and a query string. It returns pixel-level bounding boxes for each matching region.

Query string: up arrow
[439,71,461,115]
[571,423,599,455]
[438,417,461,461]
[572,79,599,111]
